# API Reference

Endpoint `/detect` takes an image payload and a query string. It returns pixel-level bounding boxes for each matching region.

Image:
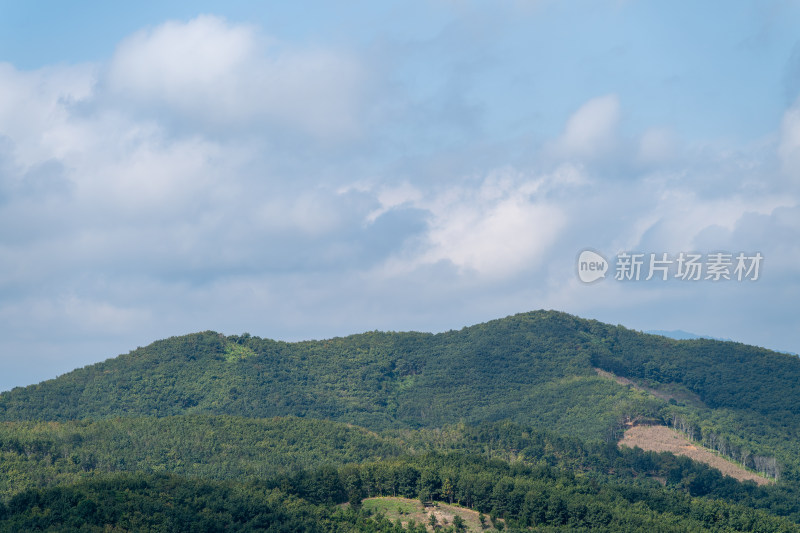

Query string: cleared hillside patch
[593,367,704,407]
[362,496,500,532]
[619,425,772,486]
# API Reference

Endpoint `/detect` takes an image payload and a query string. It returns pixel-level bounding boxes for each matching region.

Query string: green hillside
[1,310,799,531]
[2,311,798,459]
[0,416,405,500]
[4,464,798,532]
[0,312,657,436]
[2,417,800,531]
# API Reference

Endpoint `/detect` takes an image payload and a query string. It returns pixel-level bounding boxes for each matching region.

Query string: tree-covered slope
[0,473,407,533]
[1,307,800,531]
[0,312,657,438]
[588,322,800,425]
[3,453,799,533]
[0,416,405,500]
[1,416,795,511]
[1,310,798,446]
[583,320,800,484]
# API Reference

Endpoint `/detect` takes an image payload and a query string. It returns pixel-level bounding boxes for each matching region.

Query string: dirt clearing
[619,425,772,486]
[362,496,501,531]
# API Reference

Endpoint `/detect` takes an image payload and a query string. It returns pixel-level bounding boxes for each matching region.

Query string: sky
[0,1,798,391]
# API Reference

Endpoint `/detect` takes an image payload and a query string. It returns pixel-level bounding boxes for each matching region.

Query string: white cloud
[552,94,620,159]
[0,62,96,167]
[106,15,364,137]
[618,186,792,253]
[380,168,566,278]
[366,182,423,223]
[107,16,256,100]
[425,194,563,277]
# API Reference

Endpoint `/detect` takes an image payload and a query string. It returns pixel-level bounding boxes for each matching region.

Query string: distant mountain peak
[644,329,728,341]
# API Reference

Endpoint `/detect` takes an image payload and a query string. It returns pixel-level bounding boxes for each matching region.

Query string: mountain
[2,310,800,531]
[645,329,720,341]
[2,309,798,483]
[2,311,798,438]
[0,311,656,439]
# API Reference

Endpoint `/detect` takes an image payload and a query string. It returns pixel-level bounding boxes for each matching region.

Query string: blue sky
[0,1,799,391]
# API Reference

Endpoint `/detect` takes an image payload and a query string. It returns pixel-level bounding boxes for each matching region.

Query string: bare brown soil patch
[619,425,772,486]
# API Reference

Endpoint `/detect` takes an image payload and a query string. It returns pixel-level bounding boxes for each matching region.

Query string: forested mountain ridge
[1,310,800,531]
[1,310,798,447]
[0,311,648,435]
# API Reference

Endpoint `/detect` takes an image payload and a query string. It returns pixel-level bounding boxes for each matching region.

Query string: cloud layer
[1,9,799,391]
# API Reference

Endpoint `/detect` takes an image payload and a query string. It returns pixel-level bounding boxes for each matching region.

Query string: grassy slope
[362,496,498,532]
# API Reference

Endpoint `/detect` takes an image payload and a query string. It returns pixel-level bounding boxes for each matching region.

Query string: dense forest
[0,310,798,531]
[3,454,799,532]
[0,313,665,436]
